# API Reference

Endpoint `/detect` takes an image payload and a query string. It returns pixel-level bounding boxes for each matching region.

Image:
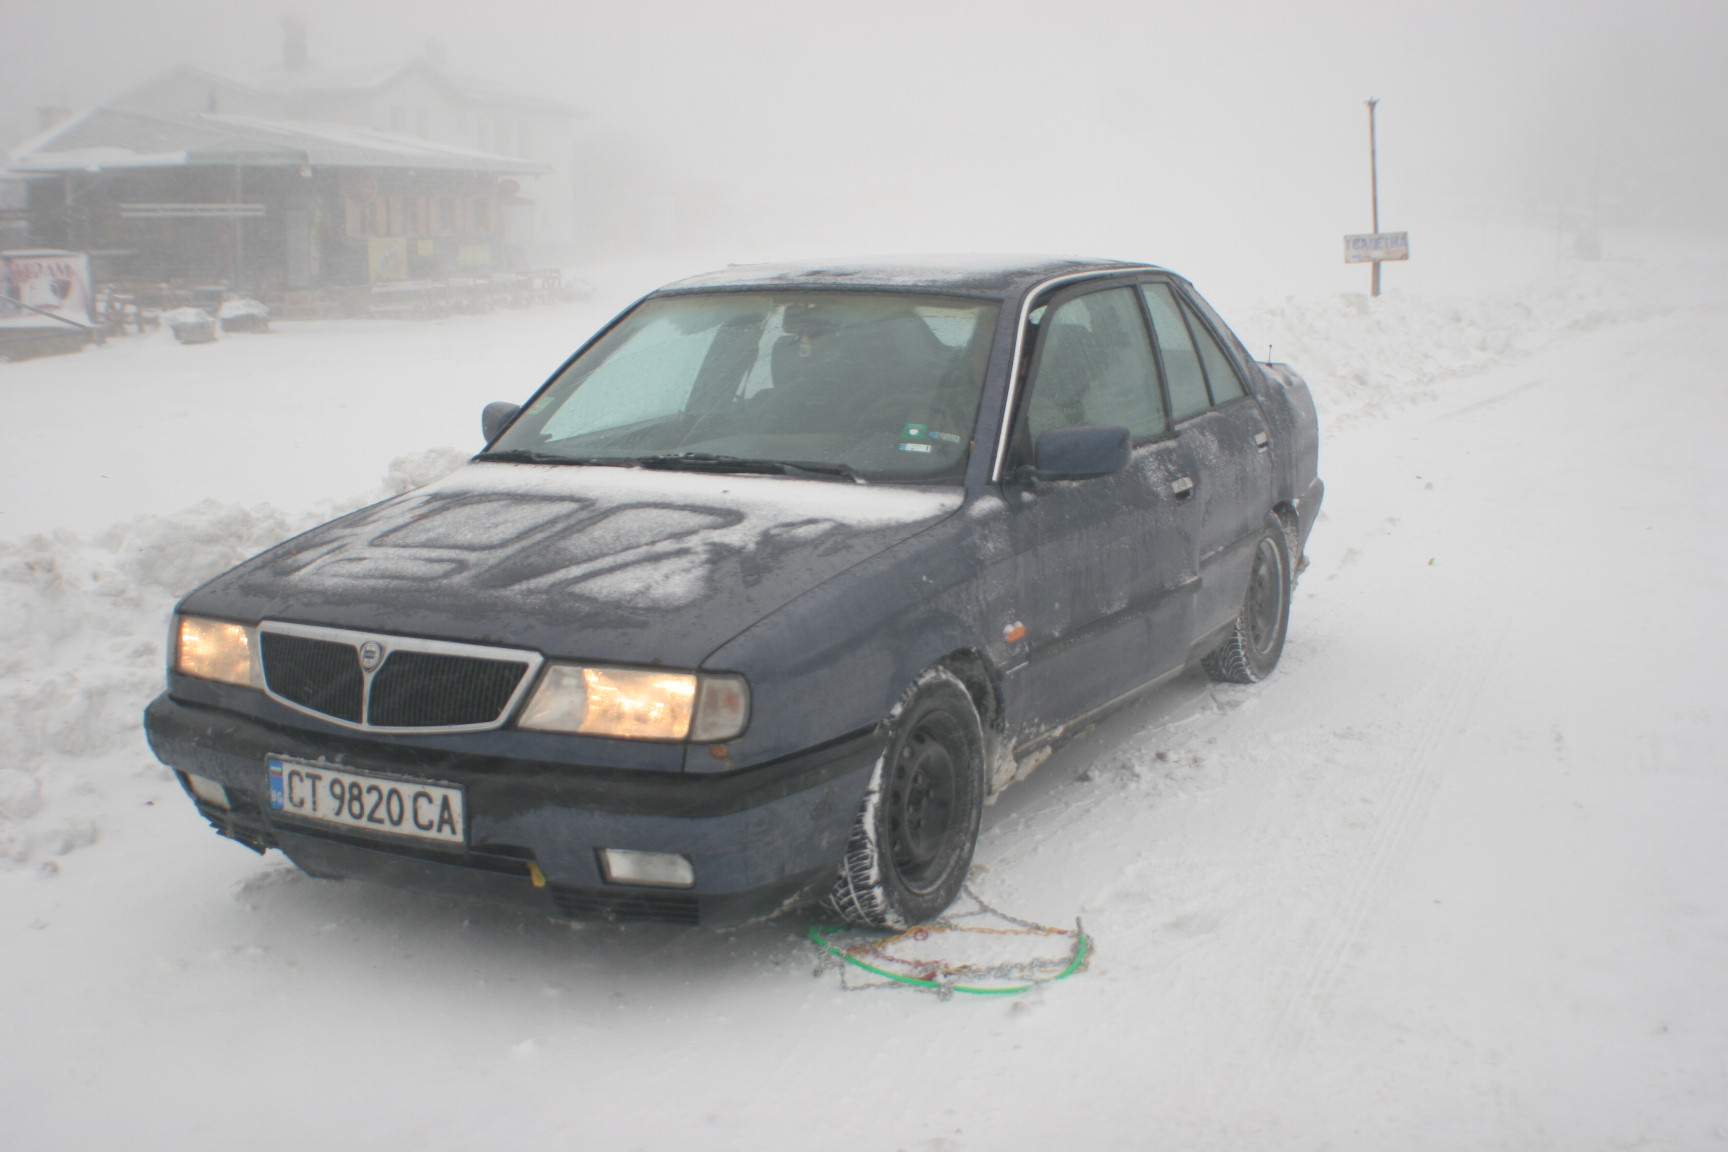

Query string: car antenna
[1265,344,1274,365]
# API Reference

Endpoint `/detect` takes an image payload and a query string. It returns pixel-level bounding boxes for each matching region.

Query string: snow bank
[1234,258,1728,427]
[0,447,466,865]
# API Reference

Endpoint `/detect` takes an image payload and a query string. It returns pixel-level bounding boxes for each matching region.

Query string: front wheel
[823,670,985,928]
[1202,520,1292,684]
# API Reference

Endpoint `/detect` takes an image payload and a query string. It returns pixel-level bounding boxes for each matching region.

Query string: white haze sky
[3,0,1725,296]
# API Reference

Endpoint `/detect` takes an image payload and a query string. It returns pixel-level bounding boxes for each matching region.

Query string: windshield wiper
[780,459,866,482]
[472,449,636,467]
[635,452,782,474]
[636,453,865,482]
[478,449,868,482]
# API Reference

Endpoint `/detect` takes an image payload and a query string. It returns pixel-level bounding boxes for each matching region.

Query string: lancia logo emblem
[358,640,385,672]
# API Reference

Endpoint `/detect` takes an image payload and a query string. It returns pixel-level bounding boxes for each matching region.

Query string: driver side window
[1025,287,1166,443]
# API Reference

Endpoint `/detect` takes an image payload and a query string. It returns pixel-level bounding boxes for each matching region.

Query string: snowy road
[2,267,1725,1150]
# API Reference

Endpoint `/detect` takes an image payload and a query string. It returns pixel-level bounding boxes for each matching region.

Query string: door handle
[1171,476,1195,499]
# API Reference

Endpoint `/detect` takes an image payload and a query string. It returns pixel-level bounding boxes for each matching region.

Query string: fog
[5,0,1726,296]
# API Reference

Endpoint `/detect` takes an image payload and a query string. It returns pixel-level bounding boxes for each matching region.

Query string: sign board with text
[1344,232,1410,264]
[0,249,93,328]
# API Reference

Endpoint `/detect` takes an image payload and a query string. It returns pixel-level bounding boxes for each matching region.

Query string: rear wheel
[1202,520,1292,684]
[823,670,984,928]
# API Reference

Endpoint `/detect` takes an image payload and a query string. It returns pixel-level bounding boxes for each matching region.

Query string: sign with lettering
[0,249,93,327]
[1344,232,1410,264]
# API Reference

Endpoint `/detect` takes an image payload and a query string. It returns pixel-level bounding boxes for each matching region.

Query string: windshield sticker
[901,423,927,439]
[928,430,963,445]
[898,442,934,454]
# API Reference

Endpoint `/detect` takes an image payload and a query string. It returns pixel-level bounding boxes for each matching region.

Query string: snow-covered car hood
[181,462,963,668]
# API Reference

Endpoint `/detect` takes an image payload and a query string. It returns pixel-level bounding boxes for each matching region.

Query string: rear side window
[1139,283,1209,421]
[1185,299,1245,403]
[1025,287,1167,441]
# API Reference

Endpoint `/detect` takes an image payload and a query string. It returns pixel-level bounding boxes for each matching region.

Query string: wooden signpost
[1348,98,1409,296]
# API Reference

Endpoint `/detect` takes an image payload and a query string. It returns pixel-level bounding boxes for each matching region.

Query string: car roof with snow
[656,255,1173,298]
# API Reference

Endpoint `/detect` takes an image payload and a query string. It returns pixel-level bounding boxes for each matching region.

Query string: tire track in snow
[1256,586,1514,1077]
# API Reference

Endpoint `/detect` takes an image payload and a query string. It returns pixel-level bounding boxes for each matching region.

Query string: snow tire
[822,669,985,929]
[1202,518,1292,685]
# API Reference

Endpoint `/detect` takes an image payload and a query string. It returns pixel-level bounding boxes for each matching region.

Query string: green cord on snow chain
[810,888,1092,997]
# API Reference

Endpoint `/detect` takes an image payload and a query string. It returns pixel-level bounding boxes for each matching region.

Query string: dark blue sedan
[145,256,1323,928]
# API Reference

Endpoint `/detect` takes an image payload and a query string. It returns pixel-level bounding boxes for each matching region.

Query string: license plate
[267,756,465,846]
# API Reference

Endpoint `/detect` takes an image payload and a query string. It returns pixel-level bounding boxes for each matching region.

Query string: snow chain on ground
[810,886,1092,999]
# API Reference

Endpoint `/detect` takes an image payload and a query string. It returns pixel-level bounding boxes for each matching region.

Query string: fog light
[598,848,694,889]
[184,773,230,810]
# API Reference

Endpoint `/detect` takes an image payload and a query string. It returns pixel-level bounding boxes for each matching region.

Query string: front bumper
[144,693,881,927]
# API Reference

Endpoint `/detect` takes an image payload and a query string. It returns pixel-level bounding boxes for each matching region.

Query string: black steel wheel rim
[886,708,965,892]
[1246,537,1285,656]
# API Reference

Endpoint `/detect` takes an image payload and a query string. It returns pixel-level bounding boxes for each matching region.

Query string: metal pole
[1367,98,1381,297]
[233,163,244,296]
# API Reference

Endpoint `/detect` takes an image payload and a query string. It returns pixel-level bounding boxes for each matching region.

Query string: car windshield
[488,291,1000,482]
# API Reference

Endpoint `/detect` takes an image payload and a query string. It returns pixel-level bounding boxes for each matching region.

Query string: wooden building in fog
[5,104,550,298]
[3,27,579,302]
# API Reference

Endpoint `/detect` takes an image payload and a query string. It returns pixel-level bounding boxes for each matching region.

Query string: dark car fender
[1180,281,1323,555]
[1252,362,1324,554]
[689,509,1002,775]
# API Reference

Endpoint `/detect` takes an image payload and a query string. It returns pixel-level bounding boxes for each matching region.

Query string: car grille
[257,624,538,732]
[259,633,365,722]
[369,650,527,728]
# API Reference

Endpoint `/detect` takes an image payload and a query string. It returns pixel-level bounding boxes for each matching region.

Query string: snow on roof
[256,59,411,92]
[660,255,1167,297]
[5,106,550,175]
[250,57,579,115]
[208,112,555,172]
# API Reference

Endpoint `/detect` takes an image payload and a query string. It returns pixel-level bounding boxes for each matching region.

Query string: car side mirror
[481,401,521,444]
[1031,425,1131,481]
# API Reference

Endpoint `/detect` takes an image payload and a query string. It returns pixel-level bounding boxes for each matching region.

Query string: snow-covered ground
[2,241,1726,1150]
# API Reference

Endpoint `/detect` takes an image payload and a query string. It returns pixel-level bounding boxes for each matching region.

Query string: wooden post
[1367,98,1382,298]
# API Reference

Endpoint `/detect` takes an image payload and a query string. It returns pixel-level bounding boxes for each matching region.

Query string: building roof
[6,106,551,175]
[252,58,580,116]
[105,58,580,119]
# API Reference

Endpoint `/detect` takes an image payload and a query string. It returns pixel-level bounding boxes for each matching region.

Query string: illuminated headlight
[173,615,260,688]
[517,664,749,742]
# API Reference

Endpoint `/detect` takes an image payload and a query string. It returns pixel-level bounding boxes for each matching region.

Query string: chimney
[284,17,309,72]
